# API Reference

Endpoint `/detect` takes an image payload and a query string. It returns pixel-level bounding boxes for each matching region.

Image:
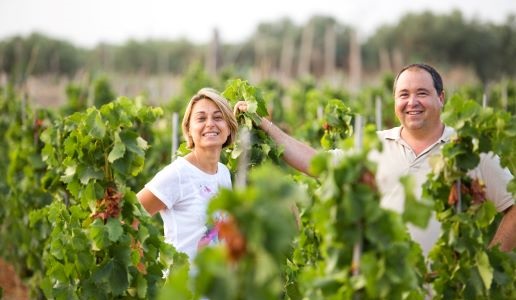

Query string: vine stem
[352,226,362,276]
[104,149,112,182]
[455,179,461,213]
[352,114,364,276]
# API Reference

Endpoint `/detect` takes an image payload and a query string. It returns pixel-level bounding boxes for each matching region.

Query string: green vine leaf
[106,218,124,242]
[108,133,126,162]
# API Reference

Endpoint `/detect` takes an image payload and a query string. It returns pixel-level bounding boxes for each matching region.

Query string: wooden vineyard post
[171,112,179,161]
[375,96,382,131]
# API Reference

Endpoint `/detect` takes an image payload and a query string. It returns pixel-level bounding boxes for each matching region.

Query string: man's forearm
[490,205,516,252]
[260,118,317,176]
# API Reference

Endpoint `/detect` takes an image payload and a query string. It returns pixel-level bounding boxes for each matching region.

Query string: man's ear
[439,91,445,107]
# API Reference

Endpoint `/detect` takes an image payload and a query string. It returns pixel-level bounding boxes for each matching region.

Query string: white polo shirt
[371,126,514,256]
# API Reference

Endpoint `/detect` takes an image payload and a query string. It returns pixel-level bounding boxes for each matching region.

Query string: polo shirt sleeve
[468,152,514,212]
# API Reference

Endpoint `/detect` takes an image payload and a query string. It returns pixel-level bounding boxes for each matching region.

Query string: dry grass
[22,73,183,108]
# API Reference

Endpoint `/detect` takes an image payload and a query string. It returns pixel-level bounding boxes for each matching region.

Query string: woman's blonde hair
[182,87,238,149]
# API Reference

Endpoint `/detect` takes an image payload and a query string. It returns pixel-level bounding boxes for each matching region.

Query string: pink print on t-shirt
[197,220,222,249]
[199,184,213,199]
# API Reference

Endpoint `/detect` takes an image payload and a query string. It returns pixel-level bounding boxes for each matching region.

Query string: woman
[137,87,238,261]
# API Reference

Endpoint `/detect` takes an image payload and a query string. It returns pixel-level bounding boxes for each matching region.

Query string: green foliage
[257,79,285,119]
[400,175,433,229]
[285,77,317,127]
[298,148,427,299]
[423,95,516,299]
[62,82,89,114]
[222,78,283,171]
[488,79,516,114]
[286,83,354,149]
[442,95,516,184]
[0,85,56,297]
[319,99,353,149]
[1,74,515,300]
[92,75,116,107]
[31,97,180,299]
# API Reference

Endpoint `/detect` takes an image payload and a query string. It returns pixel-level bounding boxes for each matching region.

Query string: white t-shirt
[145,157,232,260]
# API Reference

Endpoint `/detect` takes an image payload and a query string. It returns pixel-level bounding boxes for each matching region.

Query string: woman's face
[188,98,230,150]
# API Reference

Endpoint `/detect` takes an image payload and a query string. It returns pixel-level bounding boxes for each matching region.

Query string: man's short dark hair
[393,63,444,95]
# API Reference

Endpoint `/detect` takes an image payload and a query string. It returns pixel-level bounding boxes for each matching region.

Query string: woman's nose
[205,117,216,126]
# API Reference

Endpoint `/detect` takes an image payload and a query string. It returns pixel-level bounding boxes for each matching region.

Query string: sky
[1,0,515,48]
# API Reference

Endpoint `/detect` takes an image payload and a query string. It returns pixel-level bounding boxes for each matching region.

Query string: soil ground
[0,258,28,300]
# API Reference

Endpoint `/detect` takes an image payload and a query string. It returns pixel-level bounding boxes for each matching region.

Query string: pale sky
[1,0,514,48]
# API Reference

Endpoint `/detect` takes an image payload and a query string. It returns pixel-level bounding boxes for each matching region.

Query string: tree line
[1,10,515,85]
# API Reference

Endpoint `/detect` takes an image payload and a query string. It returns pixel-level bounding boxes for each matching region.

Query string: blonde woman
[137,88,238,261]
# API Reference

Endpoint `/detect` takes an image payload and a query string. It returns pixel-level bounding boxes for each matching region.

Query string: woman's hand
[233,101,248,115]
[233,100,270,131]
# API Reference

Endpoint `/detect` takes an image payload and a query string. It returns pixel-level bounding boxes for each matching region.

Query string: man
[234,63,515,256]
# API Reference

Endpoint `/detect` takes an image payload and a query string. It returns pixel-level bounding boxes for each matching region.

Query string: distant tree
[111,39,202,74]
[497,15,516,78]
[1,11,514,85]
[0,33,82,83]
[249,18,301,74]
[363,11,516,84]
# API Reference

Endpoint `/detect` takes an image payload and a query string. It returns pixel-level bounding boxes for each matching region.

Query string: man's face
[394,68,444,132]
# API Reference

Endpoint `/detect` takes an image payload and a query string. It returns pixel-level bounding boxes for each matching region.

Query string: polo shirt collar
[382,125,455,143]
[383,126,402,140]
